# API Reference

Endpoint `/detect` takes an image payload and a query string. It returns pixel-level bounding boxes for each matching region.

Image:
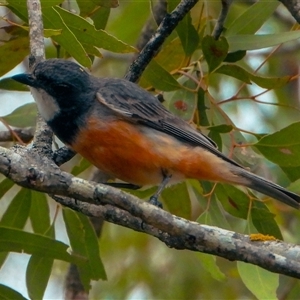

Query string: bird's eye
[55,83,72,93]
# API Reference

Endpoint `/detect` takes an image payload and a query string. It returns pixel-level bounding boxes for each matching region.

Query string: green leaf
[215,64,251,84]
[215,64,291,88]
[155,37,186,73]
[237,262,279,300]
[76,0,99,17]
[250,73,291,89]
[167,88,197,121]
[63,208,106,290]
[197,88,210,126]
[26,255,53,300]
[0,178,14,198]
[161,182,191,219]
[141,59,181,91]
[175,12,199,56]
[77,0,117,17]
[0,284,27,300]
[224,50,246,63]
[30,191,53,237]
[208,124,233,134]
[1,103,37,127]
[91,7,111,30]
[196,253,226,282]
[202,36,229,72]
[215,184,250,219]
[71,158,91,176]
[106,0,150,45]
[208,130,222,150]
[251,205,282,239]
[0,188,31,229]
[0,227,86,265]
[255,122,300,167]
[0,36,29,77]
[55,6,135,54]
[44,7,92,67]
[281,166,300,182]
[227,31,300,52]
[225,0,279,36]
[191,180,232,230]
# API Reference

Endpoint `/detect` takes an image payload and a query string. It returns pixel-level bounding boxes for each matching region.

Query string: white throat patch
[30,88,60,122]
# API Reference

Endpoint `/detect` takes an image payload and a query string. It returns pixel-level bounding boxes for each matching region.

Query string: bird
[12,59,300,209]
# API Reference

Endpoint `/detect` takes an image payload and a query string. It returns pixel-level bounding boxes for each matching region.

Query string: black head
[12,59,92,107]
[12,59,95,144]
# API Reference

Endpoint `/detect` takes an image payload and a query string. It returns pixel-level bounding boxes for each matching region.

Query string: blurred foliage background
[1,0,300,299]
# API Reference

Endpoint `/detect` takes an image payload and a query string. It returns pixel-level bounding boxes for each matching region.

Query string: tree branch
[0,127,34,143]
[26,0,53,155]
[135,0,167,52]
[279,0,300,23]
[125,0,198,82]
[1,144,300,279]
[212,0,233,40]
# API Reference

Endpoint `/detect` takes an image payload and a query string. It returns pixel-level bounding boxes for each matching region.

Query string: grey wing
[95,79,241,167]
[95,80,215,147]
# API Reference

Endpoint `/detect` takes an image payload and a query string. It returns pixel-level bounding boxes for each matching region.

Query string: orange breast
[70,117,240,186]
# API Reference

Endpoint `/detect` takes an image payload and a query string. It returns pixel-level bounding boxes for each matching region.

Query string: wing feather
[95,79,241,167]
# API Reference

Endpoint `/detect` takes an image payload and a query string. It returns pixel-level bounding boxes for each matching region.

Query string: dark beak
[11,73,36,87]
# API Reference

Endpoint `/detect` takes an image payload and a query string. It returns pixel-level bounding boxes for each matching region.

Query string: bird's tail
[238,170,300,209]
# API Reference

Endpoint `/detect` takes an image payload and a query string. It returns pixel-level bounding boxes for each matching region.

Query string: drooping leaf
[0,284,27,300]
[227,31,300,52]
[167,88,197,121]
[155,37,187,73]
[1,103,37,127]
[30,191,53,238]
[26,255,54,300]
[0,188,31,269]
[251,205,282,239]
[197,88,210,127]
[91,7,111,30]
[55,6,136,54]
[255,122,300,167]
[0,178,15,199]
[174,11,199,56]
[161,182,191,219]
[6,1,89,65]
[225,0,279,36]
[63,208,106,291]
[77,0,117,17]
[0,188,31,229]
[202,36,229,72]
[250,73,292,89]
[224,50,246,63]
[141,59,181,91]
[215,64,251,84]
[215,184,250,219]
[196,253,226,282]
[0,227,86,265]
[193,180,232,230]
[215,64,291,89]
[208,124,233,134]
[43,7,92,67]
[237,262,279,300]
[71,158,92,176]
[0,36,29,77]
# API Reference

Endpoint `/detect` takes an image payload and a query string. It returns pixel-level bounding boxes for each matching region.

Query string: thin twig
[125,0,198,82]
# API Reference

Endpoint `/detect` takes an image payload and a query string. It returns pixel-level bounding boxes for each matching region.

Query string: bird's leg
[148,172,172,208]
